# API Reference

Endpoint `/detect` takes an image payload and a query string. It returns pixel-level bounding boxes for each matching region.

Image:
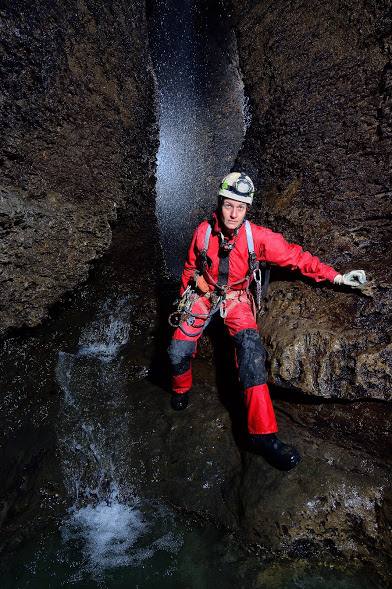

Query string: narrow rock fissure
[1,1,261,586]
[147,0,248,277]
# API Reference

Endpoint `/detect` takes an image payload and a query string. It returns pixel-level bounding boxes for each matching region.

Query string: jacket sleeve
[258,228,339,283]
[179,226,200,295]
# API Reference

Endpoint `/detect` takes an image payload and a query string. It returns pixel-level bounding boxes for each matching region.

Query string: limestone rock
[127,369,391,570]
[0,0,157,334]
[229,0,392,401]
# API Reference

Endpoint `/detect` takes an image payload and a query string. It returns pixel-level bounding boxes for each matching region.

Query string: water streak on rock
[148,0,247,276]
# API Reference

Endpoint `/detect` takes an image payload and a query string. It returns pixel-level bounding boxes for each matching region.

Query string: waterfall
[48,1,250,576]
[55,296,183,578]
[148,0,249,277]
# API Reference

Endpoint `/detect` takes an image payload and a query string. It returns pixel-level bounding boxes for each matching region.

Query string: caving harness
[169,220,270,336]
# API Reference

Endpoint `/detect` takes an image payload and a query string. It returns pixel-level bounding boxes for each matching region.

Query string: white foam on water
[56,294,184,579]
[61,496,185,580]
[77,296,131,363]
[62,498,151,573]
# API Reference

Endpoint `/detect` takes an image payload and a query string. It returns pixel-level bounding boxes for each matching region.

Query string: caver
[168,172,367,470]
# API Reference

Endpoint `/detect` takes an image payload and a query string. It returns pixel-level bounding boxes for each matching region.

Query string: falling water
[13,296,242,587]
[148,0,249,277]
[54,295,184,580]
[2,293,249,587]
[1,4,254,581]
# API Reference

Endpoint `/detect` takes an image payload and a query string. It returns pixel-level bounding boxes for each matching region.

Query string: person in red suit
[168,172,367,470]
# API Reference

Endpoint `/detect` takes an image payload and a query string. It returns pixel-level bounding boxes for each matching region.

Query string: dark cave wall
[0,0,157,335]
[229,0,392,400]
[0,0,159,553]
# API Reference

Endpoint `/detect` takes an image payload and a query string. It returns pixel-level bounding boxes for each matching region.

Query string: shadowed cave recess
[0,0,391,587]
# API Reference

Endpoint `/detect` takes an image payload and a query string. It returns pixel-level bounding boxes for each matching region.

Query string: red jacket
[180,213,339,294]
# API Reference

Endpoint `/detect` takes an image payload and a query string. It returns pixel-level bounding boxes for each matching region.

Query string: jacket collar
[212,211,222,234]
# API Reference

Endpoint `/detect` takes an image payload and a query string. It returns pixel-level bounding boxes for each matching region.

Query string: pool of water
[1,502,252,589]
[2,507,385,589]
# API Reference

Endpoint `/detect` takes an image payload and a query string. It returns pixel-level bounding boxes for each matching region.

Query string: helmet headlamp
[218,172,255,205]
[236,177,253,195]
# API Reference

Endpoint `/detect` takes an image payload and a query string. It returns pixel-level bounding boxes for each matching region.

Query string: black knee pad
[167,339,197,376]
[232,328,267,388]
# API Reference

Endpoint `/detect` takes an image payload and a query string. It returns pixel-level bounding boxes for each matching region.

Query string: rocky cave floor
[2,246,391,583]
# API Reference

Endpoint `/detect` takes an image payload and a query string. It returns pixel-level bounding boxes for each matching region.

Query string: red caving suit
[168,213,339,434]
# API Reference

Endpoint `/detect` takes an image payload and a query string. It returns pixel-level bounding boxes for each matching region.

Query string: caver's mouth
[226,220,240,228]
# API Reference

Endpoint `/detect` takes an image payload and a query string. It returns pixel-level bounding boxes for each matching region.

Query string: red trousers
[167,292,278,434]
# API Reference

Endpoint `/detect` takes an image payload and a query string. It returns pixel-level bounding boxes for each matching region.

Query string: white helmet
[218,172,255,205]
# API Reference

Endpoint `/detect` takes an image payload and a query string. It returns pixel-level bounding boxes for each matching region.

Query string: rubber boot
[170,391,189,411]
[249,433,301,471]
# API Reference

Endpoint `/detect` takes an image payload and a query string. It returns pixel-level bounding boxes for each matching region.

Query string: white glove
[334,270,367,288]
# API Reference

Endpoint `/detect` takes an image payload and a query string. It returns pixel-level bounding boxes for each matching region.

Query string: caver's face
[220,198,247,231]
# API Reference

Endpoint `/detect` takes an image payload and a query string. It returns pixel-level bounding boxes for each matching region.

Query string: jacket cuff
[326,268,340,283]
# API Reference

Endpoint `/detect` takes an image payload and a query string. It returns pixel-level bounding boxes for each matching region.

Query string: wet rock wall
[0,0,159,553]
[0,0,157,334]
[229,0,392,401]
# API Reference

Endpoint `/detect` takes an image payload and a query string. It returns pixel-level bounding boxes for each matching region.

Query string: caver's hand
[334,270,367,288]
